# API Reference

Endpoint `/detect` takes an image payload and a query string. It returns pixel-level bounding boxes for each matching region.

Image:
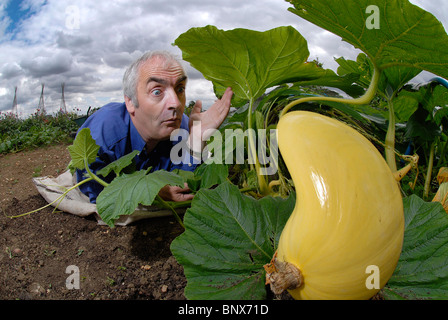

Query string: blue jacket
[76,102,198,203]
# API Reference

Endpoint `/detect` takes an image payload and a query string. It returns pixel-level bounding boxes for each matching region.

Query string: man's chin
[159,124,182,140]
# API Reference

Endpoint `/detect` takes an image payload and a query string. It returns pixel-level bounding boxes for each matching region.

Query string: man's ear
[124,95,136,115]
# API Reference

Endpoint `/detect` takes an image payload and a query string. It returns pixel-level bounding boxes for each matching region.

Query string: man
[76,51,233,203]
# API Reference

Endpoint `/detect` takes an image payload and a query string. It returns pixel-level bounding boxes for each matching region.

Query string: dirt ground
[0,143,187,300]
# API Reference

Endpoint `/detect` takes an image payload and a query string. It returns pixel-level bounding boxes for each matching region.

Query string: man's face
[125,55,187,143]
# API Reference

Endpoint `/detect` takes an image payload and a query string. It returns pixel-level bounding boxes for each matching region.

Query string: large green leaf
[96,150,140,178]
[393,92,419,123]
[67,128,99,170]
[96,170,186,227]
[175,163,230,192]
[395,82,448,125]
[337,53,421,97]
[287,0,448,79]
[193,162,229,190]
[170,181,295,300]
[174,25,310,106]
[336,53,421,121]
[286,62,365,97]
[384,195,448,299]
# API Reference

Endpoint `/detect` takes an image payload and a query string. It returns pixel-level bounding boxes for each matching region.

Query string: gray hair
[122,50,186,107]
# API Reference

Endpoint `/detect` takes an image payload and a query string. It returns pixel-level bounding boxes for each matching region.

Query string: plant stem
[168,200,192,209]
[265,255,303,295]
[394,154,419,182]
[424,141,436,199]
[8,154,109,219]
[5,177,93,219]
[385,98,397,172]
[84,158,109,187]
[247,98,270,196]
[166,186,258,211]
[155,195,185,229]
[279,64,381,118]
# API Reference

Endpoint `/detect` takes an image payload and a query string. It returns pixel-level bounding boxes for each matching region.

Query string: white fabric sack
[33,170,181,226]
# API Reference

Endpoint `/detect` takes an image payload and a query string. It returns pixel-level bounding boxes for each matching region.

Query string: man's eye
[152,89,162,96]
[177,86,185,94]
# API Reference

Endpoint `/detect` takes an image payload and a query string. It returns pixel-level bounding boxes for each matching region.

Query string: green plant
[402,83,448,198]
[0,110,79,154]
[174,25,364,197]
[170,0,448,300]
[32,166,43,178]
[106,277,116,286]
[9,128,236,229]
[11,0,448,300]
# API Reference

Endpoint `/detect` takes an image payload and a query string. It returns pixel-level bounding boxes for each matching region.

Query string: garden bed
[0,143,186,300]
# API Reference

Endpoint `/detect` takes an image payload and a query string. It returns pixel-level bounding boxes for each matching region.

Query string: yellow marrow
[273,111,404,300]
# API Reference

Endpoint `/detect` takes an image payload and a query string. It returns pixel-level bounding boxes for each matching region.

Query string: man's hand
[188,87,233,152]
[158,183,194,202]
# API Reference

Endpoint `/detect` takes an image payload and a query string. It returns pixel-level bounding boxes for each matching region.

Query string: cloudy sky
[0,0,447,117]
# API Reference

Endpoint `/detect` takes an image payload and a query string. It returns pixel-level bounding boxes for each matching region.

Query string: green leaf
[392,80,448,132]
[434,106,448,127]
[287,0,448,79]
[172,169,202,192]
[290,62,365,98]
[405,107,441,142]
[96,170,186,227]
[174,25,310,106]
[384,195,448,299]
[194,163,229,189]
[171,169,195,181]
[170,181,295,300]
[336,54,373,89]
[337,53,421,98]
[424,85,448,116]
[381,66,421,99]
[67,128,99,170]
[96,150,140,178]
[393,91,419,123]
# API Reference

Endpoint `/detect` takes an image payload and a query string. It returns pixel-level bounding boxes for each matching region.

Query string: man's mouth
[163,118,180,125]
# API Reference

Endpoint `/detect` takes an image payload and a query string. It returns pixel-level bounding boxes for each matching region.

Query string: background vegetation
[0,110,80,154]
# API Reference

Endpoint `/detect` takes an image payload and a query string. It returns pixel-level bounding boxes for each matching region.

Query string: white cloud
[21,49,73,77]
[1,62,24,79]
[0,0,447,117]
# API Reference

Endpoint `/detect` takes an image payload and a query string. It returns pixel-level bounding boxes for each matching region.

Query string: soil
[0,143,187,300]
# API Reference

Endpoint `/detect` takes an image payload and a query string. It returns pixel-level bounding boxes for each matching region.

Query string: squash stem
[385,98,397,172]
[5,177,93,219]
[247,98,270,196]
[84,158,109,187]
[279,64,381,118]
[155,195,185,229]
[394,154,419,181]
[424,141,436,199]
[264,256,303,295]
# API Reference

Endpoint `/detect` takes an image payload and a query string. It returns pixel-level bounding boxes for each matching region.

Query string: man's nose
[166,88,182,110]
